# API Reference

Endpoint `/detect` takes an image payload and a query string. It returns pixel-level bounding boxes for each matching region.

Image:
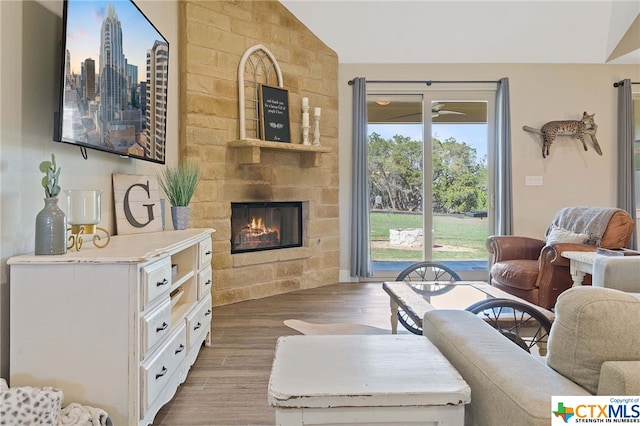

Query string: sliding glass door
[367,86,495,279]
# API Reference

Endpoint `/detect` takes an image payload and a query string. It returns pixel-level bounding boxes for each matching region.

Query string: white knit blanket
[58,403,110,426]
[548,207,621,246]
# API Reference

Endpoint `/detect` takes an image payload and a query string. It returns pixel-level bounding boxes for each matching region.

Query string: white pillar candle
[302,112,309,127]
[66,190,102,225]
[314,107,321,117]
[302,97,309,108]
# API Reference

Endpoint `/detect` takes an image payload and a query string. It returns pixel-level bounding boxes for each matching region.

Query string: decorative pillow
[0,380,63,425]
[547,287,640,394]
[546,225,588,245]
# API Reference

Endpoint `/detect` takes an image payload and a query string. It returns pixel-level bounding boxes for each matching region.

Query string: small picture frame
[259,84,291,142]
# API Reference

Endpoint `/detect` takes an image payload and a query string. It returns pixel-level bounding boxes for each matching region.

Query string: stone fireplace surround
[179,1,340,306]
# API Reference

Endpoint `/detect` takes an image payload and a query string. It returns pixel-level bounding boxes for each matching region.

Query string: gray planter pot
[171,206,190,230]
[35,197,67,255]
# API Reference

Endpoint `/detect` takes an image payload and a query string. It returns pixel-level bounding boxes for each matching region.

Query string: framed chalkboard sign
[259,84,291,142]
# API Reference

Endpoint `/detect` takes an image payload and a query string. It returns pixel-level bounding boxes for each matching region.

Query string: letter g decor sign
[113,174,163,235]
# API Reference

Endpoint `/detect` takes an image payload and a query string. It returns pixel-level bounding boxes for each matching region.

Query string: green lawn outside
[370,211,489,261]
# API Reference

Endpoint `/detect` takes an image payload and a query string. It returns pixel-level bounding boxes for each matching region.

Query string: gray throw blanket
[547,206,622,246]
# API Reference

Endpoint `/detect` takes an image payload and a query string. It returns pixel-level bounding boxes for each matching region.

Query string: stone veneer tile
[181,0,338,306]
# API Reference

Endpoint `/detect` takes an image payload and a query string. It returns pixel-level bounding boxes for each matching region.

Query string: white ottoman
[268,335,470,425]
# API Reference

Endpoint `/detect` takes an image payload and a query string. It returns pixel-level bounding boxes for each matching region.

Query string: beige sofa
[423,286,640,426]
[593,255,640,292]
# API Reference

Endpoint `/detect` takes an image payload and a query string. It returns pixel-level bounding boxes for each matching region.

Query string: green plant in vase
[40,153,62,197]
[35,153,67,254]
[158,161,200,230]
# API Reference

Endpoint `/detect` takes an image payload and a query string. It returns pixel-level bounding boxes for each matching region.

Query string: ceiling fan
[431,103,466,118]
[381,102,466,121]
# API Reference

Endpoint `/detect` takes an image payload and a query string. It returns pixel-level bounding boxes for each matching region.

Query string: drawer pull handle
[155,366,168,380]
[175,344,185,355]
[205,250,212,256]
[205,279,212,286]
[194,322,202,331]
[156,278,169,287]
[156,322,168,333]
[205,309,212,317]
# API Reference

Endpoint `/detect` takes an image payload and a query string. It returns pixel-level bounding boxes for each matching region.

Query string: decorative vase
[171,206,190,230]
[35,197,67,255]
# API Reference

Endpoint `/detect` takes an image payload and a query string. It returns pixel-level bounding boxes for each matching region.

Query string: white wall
[338,63,640,281]
[0,0,178,379]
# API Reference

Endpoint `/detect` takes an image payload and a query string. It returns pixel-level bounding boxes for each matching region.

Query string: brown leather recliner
[486,207,635,310]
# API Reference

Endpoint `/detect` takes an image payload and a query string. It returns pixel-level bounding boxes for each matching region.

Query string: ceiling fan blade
[387,112,422,120]
[438,110,466,116]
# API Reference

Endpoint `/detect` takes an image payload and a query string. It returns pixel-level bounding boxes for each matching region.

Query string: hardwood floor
[153,282,401,426]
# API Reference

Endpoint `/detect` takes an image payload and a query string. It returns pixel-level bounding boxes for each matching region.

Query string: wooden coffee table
[383,280,554,355]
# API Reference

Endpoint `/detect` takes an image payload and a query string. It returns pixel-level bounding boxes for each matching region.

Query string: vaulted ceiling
[280,0,640,64]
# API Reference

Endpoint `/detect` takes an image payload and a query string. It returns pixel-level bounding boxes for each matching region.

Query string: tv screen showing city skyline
[55,0,169,164]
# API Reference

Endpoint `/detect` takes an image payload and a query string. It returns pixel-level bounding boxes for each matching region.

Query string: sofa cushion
[423,309,590,426]
[547,287,640,394]
[490,259,539,291]
[598,361,640,395]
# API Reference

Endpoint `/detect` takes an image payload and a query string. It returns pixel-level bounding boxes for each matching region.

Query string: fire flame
[249,216,266,233]
[245,216,279,238]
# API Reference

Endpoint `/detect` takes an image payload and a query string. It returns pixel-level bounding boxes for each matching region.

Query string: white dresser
[9,228,214,426]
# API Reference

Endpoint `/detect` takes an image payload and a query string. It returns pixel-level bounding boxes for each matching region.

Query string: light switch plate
[525,176,543,186]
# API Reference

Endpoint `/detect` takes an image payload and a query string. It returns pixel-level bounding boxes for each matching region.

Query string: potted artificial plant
[158,161,200,230]
[35,153,67,254]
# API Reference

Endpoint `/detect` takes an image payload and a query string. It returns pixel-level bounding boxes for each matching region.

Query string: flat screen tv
[54,0,168,164]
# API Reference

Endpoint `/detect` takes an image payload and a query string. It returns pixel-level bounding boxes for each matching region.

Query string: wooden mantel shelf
[229,139,331,167]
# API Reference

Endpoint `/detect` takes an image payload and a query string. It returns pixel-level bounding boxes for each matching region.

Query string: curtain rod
[613,80,640,87]
[347,79,500,86]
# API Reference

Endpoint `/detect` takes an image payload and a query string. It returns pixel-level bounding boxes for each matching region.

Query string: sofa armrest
[597,361,640,395]
[423,309,590,426]
[487,236,545,264]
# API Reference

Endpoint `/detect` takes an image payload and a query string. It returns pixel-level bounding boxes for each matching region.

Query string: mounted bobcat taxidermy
[523,111,602,159]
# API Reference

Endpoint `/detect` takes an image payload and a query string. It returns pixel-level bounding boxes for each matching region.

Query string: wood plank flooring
[153,282,402,426]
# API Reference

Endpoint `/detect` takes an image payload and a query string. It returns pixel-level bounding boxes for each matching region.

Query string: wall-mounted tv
[54,0,168,164]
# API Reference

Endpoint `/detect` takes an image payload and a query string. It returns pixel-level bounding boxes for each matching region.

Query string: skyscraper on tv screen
[99,3,126,139]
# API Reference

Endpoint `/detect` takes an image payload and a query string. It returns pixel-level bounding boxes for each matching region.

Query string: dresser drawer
[186,294,212,348]
[197,266,212,300]
[140,323,187,414]
[198,238,212,269]
[141,298,171,354]
[142,257,172,307]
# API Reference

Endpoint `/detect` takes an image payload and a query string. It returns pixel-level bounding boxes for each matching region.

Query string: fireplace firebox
[231,202,303,254]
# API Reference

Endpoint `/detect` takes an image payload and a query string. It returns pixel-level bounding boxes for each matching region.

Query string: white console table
[561,251,597,286]
[9,229,214,426]
[562,250,640,292]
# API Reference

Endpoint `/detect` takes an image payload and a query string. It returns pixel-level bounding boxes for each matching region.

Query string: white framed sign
[113,174,163,235]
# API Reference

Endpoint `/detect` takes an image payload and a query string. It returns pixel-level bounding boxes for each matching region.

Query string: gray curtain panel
[350,77,372,277]
[493,77,513,236]
[616,79,637,250]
